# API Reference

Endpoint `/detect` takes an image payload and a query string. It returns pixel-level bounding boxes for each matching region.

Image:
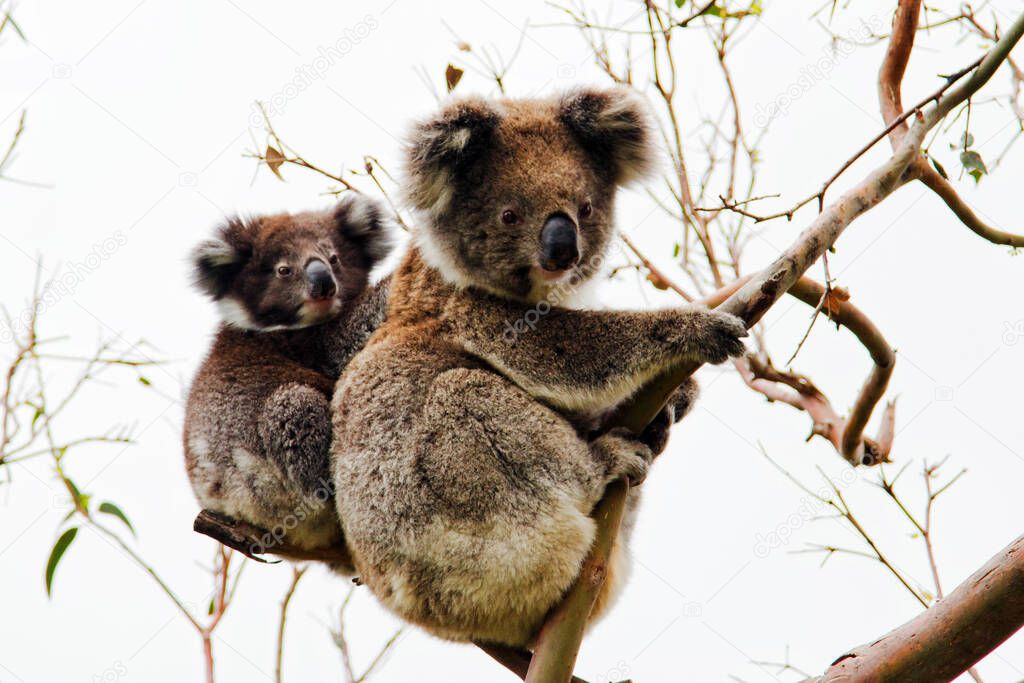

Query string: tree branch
[701,275,896,465]
[880,0,1024,248]
[804,533,1024,683]
[193,509,353,566]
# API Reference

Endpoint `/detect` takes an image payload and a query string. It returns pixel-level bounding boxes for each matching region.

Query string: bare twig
[331,587,405,683]
[275,565,307,683]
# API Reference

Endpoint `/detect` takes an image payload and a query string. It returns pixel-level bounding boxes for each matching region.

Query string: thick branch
[525,480,627,683]
[478,642,590,683]
[805,533,1024,683]
[917,168,1024,247]
[878,0,922,148]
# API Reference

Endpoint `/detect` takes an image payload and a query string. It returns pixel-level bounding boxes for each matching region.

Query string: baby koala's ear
[559,86,656,185]
[404,96,503,214]
[332,194,398,268]
[191,217,254,300]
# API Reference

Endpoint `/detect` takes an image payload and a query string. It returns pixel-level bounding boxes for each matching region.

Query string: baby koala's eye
[328,254,339,265]
[276,265,292,277]
[501,209,519,226]
[579,201,593,219]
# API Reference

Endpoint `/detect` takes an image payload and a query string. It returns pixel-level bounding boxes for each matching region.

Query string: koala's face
[405,88,655,302]
[191,196,394,331]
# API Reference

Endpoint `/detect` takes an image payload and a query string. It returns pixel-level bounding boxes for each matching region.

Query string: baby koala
[184,195,394,564]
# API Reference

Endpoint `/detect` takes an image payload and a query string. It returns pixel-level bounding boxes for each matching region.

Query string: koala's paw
[639,405,672,456]
[592,428,655,487]
[692,309,748,364]
[635,377,701,456]
[670,377,700,423]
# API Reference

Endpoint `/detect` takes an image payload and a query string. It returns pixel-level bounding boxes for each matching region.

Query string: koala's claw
[698,310,748,364]
[593,428,655,487]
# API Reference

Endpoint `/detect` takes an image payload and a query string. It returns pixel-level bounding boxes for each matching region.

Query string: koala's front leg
[455,295,746,412]
[631,377,699,456]
[259,383,334,499]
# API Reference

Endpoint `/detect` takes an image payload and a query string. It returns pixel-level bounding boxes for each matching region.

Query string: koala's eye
[579,201,593,219]
[501,209,519,226]
[328,254,339,265]
[276,265,292,277]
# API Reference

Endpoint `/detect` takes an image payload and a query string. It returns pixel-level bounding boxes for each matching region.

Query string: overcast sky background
[1,1,1022,681]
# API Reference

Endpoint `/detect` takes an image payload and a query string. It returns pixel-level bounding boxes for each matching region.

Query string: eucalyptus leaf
[45,527,79,597]
[98,501,136,537]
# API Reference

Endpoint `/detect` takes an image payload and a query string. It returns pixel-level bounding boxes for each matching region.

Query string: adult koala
[332,88,747,646]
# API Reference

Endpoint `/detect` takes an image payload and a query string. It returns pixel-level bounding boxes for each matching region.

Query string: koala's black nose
[305,260,336,300]
[539,213,579,272]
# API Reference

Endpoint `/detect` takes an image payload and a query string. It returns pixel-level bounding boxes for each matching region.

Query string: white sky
[1,1,1022,682]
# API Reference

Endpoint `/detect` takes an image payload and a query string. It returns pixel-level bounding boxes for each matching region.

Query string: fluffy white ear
[333,194,397,266]
[190,217,253,299]
[403,96,503,215]
[559,86,657,185]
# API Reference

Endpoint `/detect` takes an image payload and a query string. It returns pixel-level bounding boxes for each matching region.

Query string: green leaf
[674,0,687,7]
[672,242,680,258]
[929,156,949,180]
[959,149,988,182]
[98,501,135,537]
[959,132,974,149]
[138,376,151,386]
[208,596,216,615]
[45,527,79,597]
[703,5,724,17]
[749,0,763,14]
[66,477,82,502]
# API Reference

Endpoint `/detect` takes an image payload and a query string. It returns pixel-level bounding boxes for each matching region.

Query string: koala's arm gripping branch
[525,12,1024,681]
[456,297,738,413]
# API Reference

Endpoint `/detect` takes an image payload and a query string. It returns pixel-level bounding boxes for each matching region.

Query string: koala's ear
[559,87,656,185]
[404,96,503,214]
[191,217,254,300]
[332,194,397,268]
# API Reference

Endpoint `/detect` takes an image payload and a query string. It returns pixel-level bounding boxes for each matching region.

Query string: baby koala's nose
[305,259,337,300]
[539,213,580,272]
